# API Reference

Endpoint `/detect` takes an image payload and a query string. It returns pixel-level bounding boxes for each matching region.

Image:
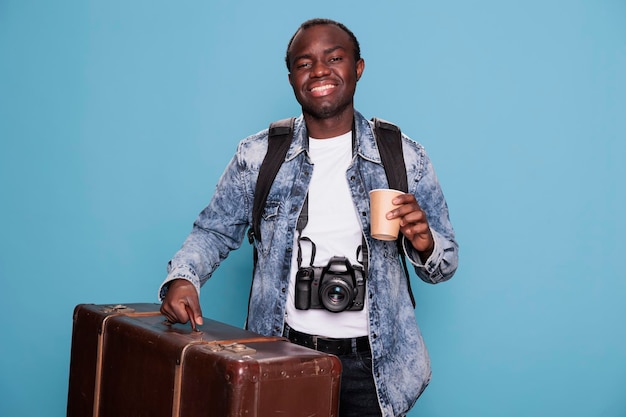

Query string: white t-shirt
[285,131,369,338]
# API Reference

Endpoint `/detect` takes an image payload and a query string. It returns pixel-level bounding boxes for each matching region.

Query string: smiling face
[287,24,365,129]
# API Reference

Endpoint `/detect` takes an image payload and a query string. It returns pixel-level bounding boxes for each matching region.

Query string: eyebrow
[323,45,345,55]
[292,45,346,63]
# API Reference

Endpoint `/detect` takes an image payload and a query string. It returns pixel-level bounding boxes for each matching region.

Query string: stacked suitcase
[67,303,341,417]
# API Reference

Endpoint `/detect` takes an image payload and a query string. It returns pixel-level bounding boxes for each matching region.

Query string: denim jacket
[160,111,458,417]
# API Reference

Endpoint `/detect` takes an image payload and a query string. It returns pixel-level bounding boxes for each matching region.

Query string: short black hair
[285,18,361,71]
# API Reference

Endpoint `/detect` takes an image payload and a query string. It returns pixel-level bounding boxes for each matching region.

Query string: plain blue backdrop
[1,1,625,416]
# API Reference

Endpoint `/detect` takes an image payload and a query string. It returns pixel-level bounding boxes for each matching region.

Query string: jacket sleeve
[158,151,251,300]
[403,149,458,284]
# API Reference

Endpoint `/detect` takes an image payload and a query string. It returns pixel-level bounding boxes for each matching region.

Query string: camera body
[295,256,366,313]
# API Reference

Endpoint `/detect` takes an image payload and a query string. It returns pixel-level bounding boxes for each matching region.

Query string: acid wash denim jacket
[160,110,458,417]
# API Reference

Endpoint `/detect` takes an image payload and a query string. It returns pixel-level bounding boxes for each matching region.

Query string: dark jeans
[338,351,383,417]
[282,324,383,416]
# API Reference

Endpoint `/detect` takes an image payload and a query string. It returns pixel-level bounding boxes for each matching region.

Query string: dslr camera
[295,256,366,313]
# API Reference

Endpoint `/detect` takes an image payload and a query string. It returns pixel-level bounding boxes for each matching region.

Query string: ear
[356,59,365,81]
[288,72,294,86]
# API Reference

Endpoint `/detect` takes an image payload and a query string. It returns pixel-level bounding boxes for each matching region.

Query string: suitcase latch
[207,343,256,355]
[103,304,136,314]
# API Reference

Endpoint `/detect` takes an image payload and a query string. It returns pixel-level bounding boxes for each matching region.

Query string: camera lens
[319,278,354,313]
[327,286,346,304]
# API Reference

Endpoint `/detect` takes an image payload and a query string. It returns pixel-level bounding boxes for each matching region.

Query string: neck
[303,108,354,139]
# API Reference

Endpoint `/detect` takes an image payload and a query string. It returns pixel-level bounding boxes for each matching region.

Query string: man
[159,18,458,417]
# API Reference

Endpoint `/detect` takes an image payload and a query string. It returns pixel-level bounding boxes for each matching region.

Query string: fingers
[185,305,198,332]
[387,194,419,219]
[386,193,422,224]
[385,194,434,254]
[186,300,204,326]
[160,279,203,326]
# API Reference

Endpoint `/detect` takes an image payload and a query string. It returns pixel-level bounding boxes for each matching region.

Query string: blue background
[1,1,625,416]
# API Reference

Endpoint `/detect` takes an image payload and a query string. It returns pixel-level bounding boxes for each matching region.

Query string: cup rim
[369,188,405,195]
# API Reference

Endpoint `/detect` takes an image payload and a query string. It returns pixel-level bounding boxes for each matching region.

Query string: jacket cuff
[158,264,201,301]
[402,229,446,282]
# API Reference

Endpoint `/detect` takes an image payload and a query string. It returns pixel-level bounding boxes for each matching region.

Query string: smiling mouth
[310,84,336,93]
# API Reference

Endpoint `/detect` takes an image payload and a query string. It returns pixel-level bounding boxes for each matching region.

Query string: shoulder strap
[371,117,416,308]
[245,117,294,330]
[372,117,408,193]
[249,117,295,244]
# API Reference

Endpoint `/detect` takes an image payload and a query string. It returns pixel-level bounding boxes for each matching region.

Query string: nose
[311,60,331,77]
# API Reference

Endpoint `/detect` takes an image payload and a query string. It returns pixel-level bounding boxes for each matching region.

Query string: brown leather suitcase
[67,303,342,417]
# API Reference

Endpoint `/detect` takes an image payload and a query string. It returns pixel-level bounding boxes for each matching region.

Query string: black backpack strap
[249,117,295,245]
[372,117,408,193]
[245,117,294,330]
[372,117,416,308]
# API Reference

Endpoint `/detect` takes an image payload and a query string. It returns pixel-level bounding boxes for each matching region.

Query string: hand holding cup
[369,189,405,240]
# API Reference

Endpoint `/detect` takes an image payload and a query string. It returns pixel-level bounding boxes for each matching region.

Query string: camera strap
[294,191,367,273]
[296,195,316,268]
[294,126,368,274]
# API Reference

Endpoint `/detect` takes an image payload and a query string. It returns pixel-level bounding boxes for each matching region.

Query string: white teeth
[311,84,335,92]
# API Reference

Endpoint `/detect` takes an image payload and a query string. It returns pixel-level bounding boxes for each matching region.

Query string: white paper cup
[369,189,404,241]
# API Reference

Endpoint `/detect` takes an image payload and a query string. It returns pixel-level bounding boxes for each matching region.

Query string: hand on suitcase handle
[160,278,204,331]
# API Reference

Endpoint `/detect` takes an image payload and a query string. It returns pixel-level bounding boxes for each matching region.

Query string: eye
[329,56,343,63]
[296,62,312,69]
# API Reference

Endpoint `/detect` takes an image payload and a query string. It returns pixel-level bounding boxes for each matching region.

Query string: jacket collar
[285,110,382,164]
